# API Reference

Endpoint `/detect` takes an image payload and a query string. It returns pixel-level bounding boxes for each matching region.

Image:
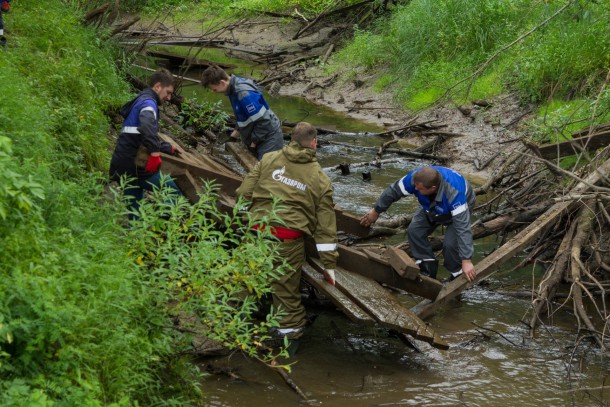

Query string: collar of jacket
[283,140,317,163]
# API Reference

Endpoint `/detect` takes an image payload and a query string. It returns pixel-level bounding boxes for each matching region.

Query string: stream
[144,53,610,406]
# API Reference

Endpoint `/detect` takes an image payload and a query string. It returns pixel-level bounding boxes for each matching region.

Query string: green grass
[0,0,288,404]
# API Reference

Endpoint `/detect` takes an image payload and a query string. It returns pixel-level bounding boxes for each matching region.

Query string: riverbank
[131,15,531,181]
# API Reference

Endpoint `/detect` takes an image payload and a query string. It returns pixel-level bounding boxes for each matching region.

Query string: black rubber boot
[418,260,438,280]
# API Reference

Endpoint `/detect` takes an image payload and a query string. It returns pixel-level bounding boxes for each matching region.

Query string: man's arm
[236,160,262,199]
[138,108,161,153]
[360,178,410,226]
[314,178,339,282]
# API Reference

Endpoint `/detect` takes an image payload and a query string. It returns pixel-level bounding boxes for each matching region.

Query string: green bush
[122,178,289,361]
[0,0,240,404]
[178,99,230,135]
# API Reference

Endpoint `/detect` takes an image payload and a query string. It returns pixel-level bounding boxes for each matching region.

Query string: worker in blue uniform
[110,68,183,218]
[200,65,284,160]
[361,166,476,282]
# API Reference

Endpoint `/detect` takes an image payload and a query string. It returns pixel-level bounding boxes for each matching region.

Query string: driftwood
[82,3,111,25]
[110,16,141,37]
[324,140,449,161]
[323,157,404,172]
[291,0,376,40]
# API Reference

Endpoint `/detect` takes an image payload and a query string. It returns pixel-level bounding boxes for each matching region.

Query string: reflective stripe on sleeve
[451,203,468,216]
[316,243,337,252]
[122,126,140,134]
[236,105,267,127]
[141,106,157,119]
[398,175,410,195]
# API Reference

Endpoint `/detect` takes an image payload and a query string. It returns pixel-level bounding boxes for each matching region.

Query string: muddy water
[199,129,610,406]
[143,54,609,406]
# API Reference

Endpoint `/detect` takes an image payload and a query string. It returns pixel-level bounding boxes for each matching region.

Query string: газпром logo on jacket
[272,166,307,191]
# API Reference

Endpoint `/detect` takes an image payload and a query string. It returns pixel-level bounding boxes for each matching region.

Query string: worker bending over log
[360,166,476,282]
[236,122,338,341]
[201,65,284,160]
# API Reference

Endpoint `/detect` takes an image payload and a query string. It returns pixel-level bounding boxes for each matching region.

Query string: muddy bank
[129,15,533,181]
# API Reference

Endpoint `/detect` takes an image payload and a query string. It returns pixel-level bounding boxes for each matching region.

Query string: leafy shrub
[178,99,230,135]
[122,177,289,362]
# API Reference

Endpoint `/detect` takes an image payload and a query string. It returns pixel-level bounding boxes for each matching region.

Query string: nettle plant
[117,177,290,362]
[178,99,230,135]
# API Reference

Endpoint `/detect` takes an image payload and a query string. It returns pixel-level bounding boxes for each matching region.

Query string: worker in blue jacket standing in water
[110,68,183,219]
[200,65,284,160]
[1,0,12,47]
[360,166,476,282]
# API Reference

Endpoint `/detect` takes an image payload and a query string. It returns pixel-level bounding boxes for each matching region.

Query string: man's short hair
[291,122,317,147]
[149,68,175,88]
[201,65,230,87]
[413,166,441,188]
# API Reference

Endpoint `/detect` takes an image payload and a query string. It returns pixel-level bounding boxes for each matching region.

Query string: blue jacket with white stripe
[374,166,476,259]
[110,88,173,180]
[227,75,283,158]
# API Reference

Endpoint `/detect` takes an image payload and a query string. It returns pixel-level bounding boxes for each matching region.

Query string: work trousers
[123,171,182,220]
[272,237,307,329]
[407,208,462,274]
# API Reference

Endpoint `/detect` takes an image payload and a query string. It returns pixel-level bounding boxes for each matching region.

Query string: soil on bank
[136,16,535,181]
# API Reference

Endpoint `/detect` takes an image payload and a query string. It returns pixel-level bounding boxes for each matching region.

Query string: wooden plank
[386,246,419,280]
[173,170,201,204]
[361,247,390,265]
[537,129,610,159]
[308,259,448,350]
[334,205,371,238]
[335,245,443,300]
[302,263,375,324]
[412,156,610,320]
[225,141,259,172]
[160,153,243,193]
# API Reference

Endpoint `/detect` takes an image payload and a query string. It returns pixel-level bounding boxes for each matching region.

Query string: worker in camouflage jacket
[237,122,338,340]
[201,65,284,160]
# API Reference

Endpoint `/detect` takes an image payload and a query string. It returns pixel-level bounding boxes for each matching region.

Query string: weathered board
[301,264,375,324]
[307,259,448,350]
[160,153,243,193]
[386,246,420,280]
[225,141,259,172]
[537,129,610,159]
[335,245,443,300]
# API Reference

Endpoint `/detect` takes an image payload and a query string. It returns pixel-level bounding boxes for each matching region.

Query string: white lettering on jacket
[272,166,307,191]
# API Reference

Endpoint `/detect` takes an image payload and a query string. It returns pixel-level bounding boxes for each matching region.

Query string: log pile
[443,124,610,350]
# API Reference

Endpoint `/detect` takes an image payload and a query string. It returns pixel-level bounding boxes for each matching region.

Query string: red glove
[144,154,162,173]
[1,1,10,12]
